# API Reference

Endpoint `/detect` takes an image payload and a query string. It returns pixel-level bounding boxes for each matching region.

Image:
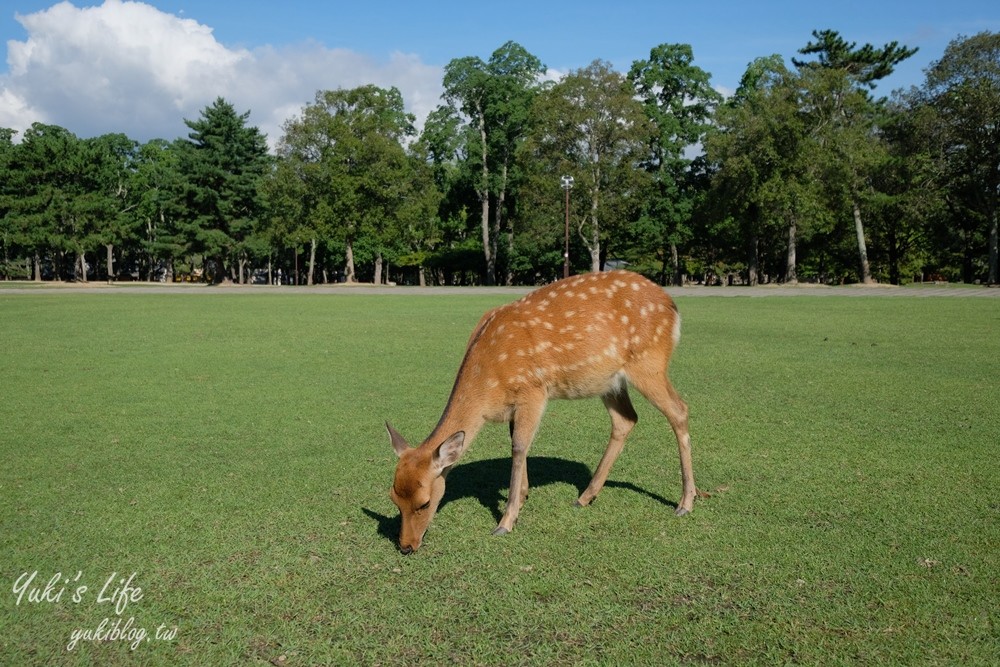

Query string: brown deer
[387,270,693,554]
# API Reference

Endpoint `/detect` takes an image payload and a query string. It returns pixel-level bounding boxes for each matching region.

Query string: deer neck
[421,364,492,454]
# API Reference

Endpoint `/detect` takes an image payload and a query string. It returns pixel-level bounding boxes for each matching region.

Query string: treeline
[1,30,997,286]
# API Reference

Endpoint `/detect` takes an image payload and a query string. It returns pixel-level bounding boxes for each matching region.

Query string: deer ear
[386,422,410,458]
[433,431,465,471]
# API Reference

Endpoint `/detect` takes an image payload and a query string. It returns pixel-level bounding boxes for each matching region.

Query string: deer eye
[417,500,431,512]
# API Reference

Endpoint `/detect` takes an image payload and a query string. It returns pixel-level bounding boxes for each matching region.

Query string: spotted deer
[387,270,693,554]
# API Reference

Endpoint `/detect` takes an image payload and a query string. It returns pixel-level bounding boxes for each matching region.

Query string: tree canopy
[2,31,997,287]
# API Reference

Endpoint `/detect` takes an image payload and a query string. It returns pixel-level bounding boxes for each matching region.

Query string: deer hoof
[674,507,690,517]
[491,526,510,536]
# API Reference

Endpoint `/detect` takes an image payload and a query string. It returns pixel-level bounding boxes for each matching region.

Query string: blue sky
[2,1,997,145]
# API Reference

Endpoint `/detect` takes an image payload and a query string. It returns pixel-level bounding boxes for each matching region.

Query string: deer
[387,270,694,554]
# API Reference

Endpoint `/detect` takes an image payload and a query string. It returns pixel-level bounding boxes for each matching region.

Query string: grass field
[1,289,997,665]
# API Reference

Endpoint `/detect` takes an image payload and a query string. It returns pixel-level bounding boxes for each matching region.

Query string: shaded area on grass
[364,455,678,547]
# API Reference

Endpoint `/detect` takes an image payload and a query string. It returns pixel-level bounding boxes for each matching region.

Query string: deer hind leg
[576,386,638,507]
[627,365,695,515]
[494,392,547,535]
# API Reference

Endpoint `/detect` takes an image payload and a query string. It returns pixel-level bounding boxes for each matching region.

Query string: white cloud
[0,0,444,147]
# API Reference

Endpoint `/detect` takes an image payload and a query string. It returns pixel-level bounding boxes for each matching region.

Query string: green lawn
[1,291,997,665]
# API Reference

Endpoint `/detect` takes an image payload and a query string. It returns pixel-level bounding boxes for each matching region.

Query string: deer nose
[399,544,414,556]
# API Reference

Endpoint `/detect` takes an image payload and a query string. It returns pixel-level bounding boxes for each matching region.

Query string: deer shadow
[362,456,677,546]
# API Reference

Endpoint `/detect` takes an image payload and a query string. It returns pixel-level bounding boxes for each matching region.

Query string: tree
[922,32,1000,284]
[179,98,270,283]
[85,133,140,282]
[133,139,188,281]
[706,56,826,284]
[793,30,918,283]
[441,41,545,284]
[0,128,18,278]
[629,43,722,285]
[525,60,654,272]
[271,86,416,284]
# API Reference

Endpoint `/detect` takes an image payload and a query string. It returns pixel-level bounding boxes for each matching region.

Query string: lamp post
[560,175,574,279]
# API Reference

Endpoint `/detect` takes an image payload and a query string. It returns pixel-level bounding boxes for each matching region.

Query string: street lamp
[560,175,574,279]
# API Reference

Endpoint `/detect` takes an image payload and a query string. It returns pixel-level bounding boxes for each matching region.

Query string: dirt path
[2,282,999,298]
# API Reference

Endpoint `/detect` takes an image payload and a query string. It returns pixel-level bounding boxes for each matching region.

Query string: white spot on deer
[630,282,640,291]
[565,289,575,298]
[604,343,619,358]
[614,279,627,288]
[657,303,667,312]
[631,335,641,345]
[588,286,598,295]
[577,293,589,301]
[620,315,630,325]
[488,378,500,388]
[498,352,509,362]
[564,310,576,318]
[559,325,576,334]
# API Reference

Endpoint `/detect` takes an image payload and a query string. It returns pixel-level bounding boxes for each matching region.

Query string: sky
[1,0,998,149]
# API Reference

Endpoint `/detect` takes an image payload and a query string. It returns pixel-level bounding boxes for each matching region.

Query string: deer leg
[509,419,529,505]
[628,369,695,515]
[494,394,546,535]
[576,386,638,507]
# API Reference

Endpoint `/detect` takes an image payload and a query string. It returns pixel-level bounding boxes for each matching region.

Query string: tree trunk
[307,238,317,286]
[785,217,798,284]
[989,209,998,285]
[214,256,232,284]
[748,233,759,287]
[345,239,356,283]
[418,266,427,287]
[589,213,601,273]
[374,252,383,286]
[106,244,114,284]
[74,251,87,283]
[670,242,681,286]
[852,200,873,284]
[476,105,494,286]
[34,254,41,281]
[496,161,509,285]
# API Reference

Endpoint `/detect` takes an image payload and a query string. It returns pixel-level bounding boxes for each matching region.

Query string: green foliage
[524,60,654,272]
[792,29,919,88]
[177,98,271,283]
[267,85,432,283]
[439,41,547,285]
[921,31,1000,283]
[2,31,999,286]
[629,44,722,284]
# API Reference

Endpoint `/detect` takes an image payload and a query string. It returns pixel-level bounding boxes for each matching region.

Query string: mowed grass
[0,290,997,665]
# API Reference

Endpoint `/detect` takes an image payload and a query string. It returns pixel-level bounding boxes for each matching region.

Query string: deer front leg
[493,395,546,535]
